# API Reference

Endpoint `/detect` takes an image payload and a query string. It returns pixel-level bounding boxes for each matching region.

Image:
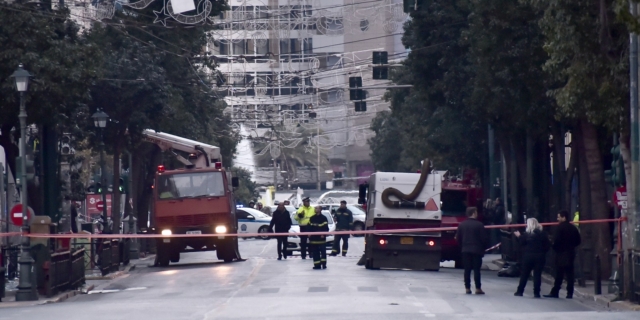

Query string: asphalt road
[1,238,636,320]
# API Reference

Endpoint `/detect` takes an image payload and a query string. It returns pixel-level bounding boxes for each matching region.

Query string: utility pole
[317,124,321,191]
[273,158,277,190]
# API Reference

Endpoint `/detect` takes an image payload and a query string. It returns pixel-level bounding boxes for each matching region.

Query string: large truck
[143,129,242,266]
[359,160,443,271]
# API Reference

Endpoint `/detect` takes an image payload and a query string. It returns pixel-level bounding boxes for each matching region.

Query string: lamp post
[11,64,37,301]
[92,109,109,233]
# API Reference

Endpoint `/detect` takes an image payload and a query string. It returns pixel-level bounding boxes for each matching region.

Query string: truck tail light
[379,239,388,245]
[425,198,438,211]
[157,165,165,173]
[427,240,435,246]
[214,162,222,169]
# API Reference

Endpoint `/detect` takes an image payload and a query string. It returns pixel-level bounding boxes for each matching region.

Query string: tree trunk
[564,138,577,213]
[112,144,122,234]
[553,122,566,213]
[576,124,593,280]
[579,119,612,278]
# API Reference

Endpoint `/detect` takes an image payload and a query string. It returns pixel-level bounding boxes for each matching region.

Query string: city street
[0,238,635,320]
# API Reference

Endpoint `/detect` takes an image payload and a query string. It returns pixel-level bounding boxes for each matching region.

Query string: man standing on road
[544,210,581,299]
[455,207,488,295]
[309,206,329,269]
[269,201,292,260]
[295,197,315,259]
[330,200,353,257]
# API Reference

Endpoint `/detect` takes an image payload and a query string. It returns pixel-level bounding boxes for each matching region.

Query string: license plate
[400,237,413,245]
[163,239,170,243]
[186,230,202,235]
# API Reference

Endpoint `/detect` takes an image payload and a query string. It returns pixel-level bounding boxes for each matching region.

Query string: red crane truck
[143,130,241,266]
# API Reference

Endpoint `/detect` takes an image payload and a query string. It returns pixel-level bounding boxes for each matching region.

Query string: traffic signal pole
[99,129,109,234]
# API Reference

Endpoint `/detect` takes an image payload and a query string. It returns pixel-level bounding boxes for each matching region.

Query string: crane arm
[142,129,222,167]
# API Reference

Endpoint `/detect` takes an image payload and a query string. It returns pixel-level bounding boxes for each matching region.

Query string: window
[280,40,290,55]
[157,172,225,200]
[441,190,468,216]
[236,210,249,220]
[232,40,247,55]
[303,38,313,54]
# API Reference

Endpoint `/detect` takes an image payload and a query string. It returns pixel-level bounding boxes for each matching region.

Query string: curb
[0,284,95,308]
[493,259,640,311]
[85,264,137,281]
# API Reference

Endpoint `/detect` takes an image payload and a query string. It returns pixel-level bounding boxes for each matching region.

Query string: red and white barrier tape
[0,217,626,240]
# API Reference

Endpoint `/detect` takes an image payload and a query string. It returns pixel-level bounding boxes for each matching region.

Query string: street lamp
[11,64,37,301]
[92,109,110,233]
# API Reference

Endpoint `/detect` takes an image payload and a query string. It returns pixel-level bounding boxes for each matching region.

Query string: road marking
[88,289,120,294]
[124,287,147,291]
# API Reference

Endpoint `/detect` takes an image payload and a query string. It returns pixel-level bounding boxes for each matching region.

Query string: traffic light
[118,178,124,193]
[355,101,367,112]
[119,174,130,194]
[349,76,364,101]
[96,182,103,194]
[611,145,626,186]
[372,51,389,79]
[373,66,388,80]
[15,156,35,185]
[372,51,388,64]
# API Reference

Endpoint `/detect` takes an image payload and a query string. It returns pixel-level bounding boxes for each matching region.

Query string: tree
[233,167,258,205]
[0,5,101,217]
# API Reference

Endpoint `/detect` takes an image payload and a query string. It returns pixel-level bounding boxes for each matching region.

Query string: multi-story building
[212,0,408,188]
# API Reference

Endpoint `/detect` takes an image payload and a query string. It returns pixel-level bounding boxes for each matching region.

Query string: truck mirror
[232,177,239,188]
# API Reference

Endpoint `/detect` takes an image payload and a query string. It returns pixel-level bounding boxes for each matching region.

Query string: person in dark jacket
[70,201,79,233]
[269,201,292,260]
[330,200,353,257]
[514,218,550,298]
[455,207,489,295]
[544,210,582,299]
[309,206,329,269]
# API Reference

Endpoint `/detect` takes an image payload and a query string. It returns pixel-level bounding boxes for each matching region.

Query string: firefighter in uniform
[330,200,353,257]
[295,197,316,259]
[309,205,329,269]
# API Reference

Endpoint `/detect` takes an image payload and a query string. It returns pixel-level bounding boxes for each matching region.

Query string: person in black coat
[455,207,489,295]
[309,206,329,269]
[269,202,292,260]
[514,218,550,298]
[544,210,581,299]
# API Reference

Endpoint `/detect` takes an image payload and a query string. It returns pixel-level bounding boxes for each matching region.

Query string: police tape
[0,217,626,239]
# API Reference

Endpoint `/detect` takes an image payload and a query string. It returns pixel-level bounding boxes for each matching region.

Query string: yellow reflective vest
[573,211,580,231]
[295,205,315,226]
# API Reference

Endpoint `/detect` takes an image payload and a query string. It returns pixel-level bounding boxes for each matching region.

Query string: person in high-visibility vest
[295,197,315,259]
[573,211,580,231]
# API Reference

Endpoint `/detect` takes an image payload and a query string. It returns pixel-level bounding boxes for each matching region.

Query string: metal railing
[44,248,86,297]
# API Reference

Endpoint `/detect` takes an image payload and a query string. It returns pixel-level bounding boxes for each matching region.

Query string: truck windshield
[441,190,467,217]
[157,172,225,200]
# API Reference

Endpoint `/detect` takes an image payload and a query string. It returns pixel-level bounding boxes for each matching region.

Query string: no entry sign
[10,204,34,226]
[96,201,104,211]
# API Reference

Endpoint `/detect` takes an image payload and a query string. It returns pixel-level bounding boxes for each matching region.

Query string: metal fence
[1,245,19,280]
[44,248,86,297]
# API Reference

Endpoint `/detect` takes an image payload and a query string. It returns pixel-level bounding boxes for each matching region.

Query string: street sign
[10,204,34,226]
[96,201,104,211]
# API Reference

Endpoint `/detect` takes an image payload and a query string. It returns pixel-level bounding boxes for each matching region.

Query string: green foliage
[232,167,258,205]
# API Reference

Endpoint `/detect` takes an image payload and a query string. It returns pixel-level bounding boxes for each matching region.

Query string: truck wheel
[353,222,364,237]
[155,240,171,267]
[258,226,270,240]
[217,238,242,262]
[454,257,464,269]
[170,251,180,263]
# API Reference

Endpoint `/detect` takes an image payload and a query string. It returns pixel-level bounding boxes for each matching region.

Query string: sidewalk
[0,255,153,308]
[493,258,640,312]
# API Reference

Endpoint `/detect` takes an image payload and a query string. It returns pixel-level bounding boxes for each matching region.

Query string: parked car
[236,207,272,240]
[312,204,366,236]
[286,211,335,254]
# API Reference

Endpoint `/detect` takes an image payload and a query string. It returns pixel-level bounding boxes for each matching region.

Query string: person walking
[544,210,581,299]
[513,218,551,298]
[295,197,315,259]
[309,206,329,269]
[330,200,353,257]
[455,207,488,295]
[269,201,292,260]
